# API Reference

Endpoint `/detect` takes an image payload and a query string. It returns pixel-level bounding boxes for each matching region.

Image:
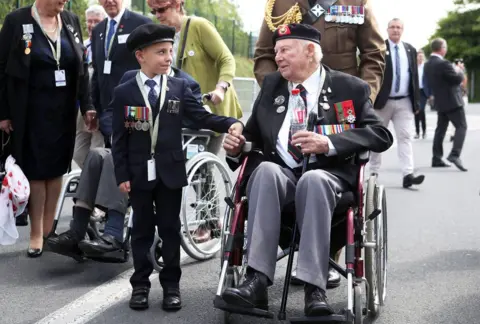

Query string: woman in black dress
[0,0,97,257]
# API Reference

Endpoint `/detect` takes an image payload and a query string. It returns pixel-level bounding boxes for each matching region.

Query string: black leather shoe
[162,288,182,311]
[129,287,149,310]
[78,234,122,255]
[222,269,269,310]
[304,284,334,317]
[27,248,43,258]
[402,173,425,188]
[327,268,341,288]
[46,231,84,262]
[447,156,467,172]
[432,159,450,168]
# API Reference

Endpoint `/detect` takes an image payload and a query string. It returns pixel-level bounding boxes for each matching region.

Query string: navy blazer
[111,75,239,191]
[90,9,151,134]
[119,68,202,131]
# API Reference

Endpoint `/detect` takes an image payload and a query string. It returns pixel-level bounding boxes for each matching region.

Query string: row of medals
[324,13,365,24]
[127,120,150,132]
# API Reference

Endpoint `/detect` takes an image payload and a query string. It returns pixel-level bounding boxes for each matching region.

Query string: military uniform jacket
[228,67,393,189]
[111,76,238,191]
[254,0,386,102]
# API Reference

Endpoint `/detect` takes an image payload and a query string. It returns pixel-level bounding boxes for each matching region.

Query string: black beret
[126,23,175,52]
[272,23,321,46]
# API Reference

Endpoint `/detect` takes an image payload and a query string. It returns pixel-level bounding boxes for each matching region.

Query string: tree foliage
[423,1,480,69]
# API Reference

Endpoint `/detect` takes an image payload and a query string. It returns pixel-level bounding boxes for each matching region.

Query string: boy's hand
[224,122,245,156]
[119,181,131,193]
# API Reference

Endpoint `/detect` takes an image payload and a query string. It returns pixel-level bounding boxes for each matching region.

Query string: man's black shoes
[304,284,334,316]
[222,269,269,310]
[129,287,149,310]
[403,173,425,188]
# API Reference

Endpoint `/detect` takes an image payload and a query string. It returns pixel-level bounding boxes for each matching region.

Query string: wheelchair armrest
[242,142,263,155]
[182,128,216,138]
[355,151,370,165]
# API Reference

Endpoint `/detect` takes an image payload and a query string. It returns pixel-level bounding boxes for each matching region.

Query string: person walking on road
[369,18,425,189]
[415,50,427,139]
[424,38,468,172]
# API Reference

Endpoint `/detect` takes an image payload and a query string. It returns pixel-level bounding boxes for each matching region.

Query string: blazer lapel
[97,19,107,59]
[61,13,84,76]
[12,7,35,79]
[270,77,290,145]
[318,68,339,124]
[109,9,129,60]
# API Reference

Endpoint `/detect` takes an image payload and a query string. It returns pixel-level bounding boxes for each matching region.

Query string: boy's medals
[135,120,142,131]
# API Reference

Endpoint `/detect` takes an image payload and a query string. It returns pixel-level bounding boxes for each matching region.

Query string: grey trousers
[75,148,129,214]
[245,162,348,291]
[73,110,104,169]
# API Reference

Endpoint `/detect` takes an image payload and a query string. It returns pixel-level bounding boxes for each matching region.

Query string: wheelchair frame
[52,129,233,267]
[214,147,387,324]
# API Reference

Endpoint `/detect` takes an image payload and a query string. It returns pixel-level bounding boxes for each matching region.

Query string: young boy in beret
[110,23,243,311]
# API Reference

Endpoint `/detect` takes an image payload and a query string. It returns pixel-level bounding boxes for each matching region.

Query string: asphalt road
[2,107,480,324]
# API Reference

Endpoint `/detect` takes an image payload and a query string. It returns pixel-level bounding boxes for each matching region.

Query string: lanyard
[32,2,61,69]
[135,72,168,156]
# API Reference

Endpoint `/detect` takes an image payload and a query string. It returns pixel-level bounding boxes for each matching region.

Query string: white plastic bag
[0,155,30,245]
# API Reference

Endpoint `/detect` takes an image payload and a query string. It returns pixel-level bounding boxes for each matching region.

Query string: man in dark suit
[91,0,151,138]
[111,24,243,311]
[370,18,425,189]
[424,38,467,171]
[221,24,393,317]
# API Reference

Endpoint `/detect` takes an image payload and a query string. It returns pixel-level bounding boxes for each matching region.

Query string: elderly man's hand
[84,110,98,131]
[0,120,13,134]
[291,131,329,154]
[223,122,245,156]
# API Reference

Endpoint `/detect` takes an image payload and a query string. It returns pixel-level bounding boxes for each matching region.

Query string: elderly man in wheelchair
[219,24,393,320]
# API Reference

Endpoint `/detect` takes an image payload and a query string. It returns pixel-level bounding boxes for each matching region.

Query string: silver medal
[23,33,32,41]
[276,105,286,113]
[141,121,150,131]
[327,87,332,93]
[75,37,80,43]
[322,103,330,110]
[134,121,142,131]
[323,95,328,102]
[347,114,356,123]
[274,95,285,105]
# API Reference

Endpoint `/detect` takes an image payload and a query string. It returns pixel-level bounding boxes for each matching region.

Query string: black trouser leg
[432,112,449,160]
[447,107,467,159]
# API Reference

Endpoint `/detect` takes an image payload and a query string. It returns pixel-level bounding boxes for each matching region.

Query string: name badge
[54,70,66,87]
[117,34,129,44]
[147,159,156,181]
[22,24,34,34]
[103,60,112,74]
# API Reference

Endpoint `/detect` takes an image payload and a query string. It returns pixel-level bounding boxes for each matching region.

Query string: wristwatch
[216,81,230,92]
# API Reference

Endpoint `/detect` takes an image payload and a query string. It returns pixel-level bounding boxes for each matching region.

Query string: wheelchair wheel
[354,285,364,324]
[364,176,387,318]
[181,153,233,261]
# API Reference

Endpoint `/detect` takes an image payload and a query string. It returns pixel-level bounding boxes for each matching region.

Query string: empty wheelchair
[53,129,232,267]
[213,144,387,324]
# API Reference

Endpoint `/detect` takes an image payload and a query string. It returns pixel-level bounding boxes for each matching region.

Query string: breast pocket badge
[167,100,180,114]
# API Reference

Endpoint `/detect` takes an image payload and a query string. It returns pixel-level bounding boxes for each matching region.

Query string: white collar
[139,71,161,86]
[430,53,443,59]
[292,66,321,95]
[107,7,126,25]
[388,39,402,49]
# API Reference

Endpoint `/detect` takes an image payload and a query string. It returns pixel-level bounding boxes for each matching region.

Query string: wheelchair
[53,129,233,267]
[213,144,388,324]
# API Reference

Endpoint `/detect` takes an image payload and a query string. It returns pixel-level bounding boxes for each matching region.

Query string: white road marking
[34,252,191,324]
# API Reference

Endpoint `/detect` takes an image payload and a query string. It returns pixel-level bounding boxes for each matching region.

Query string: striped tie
[287,84,307,162]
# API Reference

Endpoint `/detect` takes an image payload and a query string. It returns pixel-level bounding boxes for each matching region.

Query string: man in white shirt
[221,24,393,318]
[370,18,425,189]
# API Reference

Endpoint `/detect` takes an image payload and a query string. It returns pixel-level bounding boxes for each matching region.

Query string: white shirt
[276,67,336,169]
[430,53,443,60]
[388,39,410,97]
[106,7,126,34]
[418,62,424,89]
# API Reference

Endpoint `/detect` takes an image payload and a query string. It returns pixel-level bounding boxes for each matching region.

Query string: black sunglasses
[150,7,170,14]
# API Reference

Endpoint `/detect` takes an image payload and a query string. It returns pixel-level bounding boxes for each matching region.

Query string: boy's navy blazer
[111,75,239,191]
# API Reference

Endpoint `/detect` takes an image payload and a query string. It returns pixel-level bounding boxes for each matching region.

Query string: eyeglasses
[150,7,170,14]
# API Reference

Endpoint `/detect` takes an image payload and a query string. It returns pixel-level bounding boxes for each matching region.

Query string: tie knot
[296,84,307,93]
[145,79,157,90]
[110,19,117,27]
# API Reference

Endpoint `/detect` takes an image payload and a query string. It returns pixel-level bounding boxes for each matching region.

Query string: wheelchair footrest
[213,296,275,319]
[85,249,129,263]
[289,311,350,323]
[367,208,381,221]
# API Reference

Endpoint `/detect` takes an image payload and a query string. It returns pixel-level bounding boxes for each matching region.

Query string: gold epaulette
[264,0,303,32]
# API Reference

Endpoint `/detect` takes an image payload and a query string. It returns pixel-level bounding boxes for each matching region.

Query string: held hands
[0,120,13,134]
[291,131,329,155]
[84,110,98,131]
[119,181,131,193]
[223,122,245,156]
